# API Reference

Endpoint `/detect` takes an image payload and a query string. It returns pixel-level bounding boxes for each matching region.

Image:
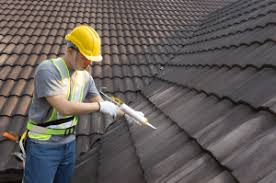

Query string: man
[22,25,126,183]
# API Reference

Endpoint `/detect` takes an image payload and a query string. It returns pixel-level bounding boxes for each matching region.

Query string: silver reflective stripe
[29,125,50,134]
[47,58,72,129]
[52,58,71,99]
[70,71,85,102]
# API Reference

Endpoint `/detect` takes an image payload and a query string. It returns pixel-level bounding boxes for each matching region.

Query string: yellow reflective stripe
[47,58,70,122]
[52,58,71,99]
[60,58,71,100]
[28,133,51,141]
[49,58,71,122]
[73,117,78,126]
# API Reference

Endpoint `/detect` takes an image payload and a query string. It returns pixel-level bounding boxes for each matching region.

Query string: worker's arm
[47,95,100,116]
[87,95,104,103]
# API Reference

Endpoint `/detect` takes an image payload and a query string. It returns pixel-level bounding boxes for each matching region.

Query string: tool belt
[26,116,76,136]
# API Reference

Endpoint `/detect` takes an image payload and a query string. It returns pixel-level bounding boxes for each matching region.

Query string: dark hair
[66,41,79,51]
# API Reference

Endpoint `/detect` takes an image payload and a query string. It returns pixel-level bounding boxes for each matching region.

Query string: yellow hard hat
[65,25,103,62]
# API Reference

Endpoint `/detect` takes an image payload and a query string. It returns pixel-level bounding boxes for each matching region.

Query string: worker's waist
[27,116,76,136]
[30,116,75,127]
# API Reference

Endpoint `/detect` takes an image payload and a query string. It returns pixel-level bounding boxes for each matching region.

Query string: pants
[23,139,76,183]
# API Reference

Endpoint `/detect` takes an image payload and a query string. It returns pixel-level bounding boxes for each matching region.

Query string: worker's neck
[62,55,74,72]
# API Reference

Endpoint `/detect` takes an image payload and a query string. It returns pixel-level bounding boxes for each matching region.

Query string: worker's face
[72,50,91,70]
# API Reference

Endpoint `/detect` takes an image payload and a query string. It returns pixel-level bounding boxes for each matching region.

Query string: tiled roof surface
[0,0,236,182]
[96,95,238,183]
[127,0,276,182]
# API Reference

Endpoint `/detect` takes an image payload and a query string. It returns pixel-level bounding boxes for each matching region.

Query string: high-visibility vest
[27,58,86,140]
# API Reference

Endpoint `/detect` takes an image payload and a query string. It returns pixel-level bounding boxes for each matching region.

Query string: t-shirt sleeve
[87,75,100,98]
[35,69,64,98]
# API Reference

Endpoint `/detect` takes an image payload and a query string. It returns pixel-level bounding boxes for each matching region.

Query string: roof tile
[0,80,15,96]
[1,96,18,116]
[0,66,12,80]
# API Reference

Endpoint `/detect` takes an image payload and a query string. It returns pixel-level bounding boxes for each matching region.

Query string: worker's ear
[66,47,77,57]
[67,47,74,53]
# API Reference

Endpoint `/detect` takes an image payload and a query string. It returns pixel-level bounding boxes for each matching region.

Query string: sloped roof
[117,0,276,182]
[94,94,239,183]
[76,0,276,182]
[0,0,238,182]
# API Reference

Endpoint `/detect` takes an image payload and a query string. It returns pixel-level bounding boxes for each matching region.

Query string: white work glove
[99,101,119,118]
[124,111,145,126]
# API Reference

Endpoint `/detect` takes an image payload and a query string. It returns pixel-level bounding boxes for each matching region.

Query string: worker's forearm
[61,101,100,116]
[47,95,100,116]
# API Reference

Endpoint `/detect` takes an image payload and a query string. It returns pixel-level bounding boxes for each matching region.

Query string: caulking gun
[100,88,157,130]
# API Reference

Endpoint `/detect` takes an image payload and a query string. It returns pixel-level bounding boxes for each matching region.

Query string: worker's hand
[99,101,119,118]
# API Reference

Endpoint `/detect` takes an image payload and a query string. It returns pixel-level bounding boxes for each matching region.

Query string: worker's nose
[83,59,91,66]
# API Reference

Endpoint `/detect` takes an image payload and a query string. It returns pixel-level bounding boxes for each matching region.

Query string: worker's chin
[77,66,87,71]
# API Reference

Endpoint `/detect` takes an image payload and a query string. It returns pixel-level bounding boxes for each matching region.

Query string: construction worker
[22,25,128,183]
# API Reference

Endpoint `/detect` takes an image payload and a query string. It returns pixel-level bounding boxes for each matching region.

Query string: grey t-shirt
[28,58,99,144]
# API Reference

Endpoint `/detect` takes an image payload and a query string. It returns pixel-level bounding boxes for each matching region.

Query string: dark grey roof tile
[72,147,98,183]
[141,130,189,168]
[102,78,114,92]
[92,64,102,78]
[161,154,223,183]
[112,78,126,92]
[147,140,202,183]
[224,126,276,183]
[258,168,276,183]
[112,65,122,77]
[205,171,237,183]
[102,65,112,78]
[124,78,136,91]
[99,128,146,183]
[208,111,276,162]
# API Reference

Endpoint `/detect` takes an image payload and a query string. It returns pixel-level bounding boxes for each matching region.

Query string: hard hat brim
[84,54,103,62]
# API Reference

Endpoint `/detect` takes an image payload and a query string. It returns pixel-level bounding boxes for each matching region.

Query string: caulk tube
[120,104,157,129]
[120,104,146,124]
